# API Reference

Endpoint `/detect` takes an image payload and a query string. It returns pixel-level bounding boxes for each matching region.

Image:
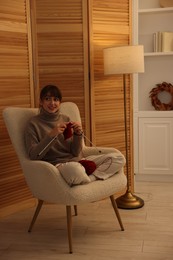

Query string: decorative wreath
[149,82,173,111]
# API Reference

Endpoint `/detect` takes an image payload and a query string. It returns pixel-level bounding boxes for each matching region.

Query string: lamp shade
[104,45,144,75]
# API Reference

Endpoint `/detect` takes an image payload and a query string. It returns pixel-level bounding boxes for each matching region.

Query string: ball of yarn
[79,160,97,175]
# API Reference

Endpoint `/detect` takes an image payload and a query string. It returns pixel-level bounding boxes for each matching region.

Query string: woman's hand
[49,122,68,137]
[49,121,83,138]
[71,121,83,135]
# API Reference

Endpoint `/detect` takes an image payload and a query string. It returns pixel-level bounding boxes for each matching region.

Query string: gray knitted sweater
[24,108,83,165]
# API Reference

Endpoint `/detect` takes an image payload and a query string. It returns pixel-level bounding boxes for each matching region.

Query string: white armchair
[3,102,127,254]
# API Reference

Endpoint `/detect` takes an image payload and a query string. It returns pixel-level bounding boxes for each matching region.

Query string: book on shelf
[153,31,173,53]
[162,32,173,52]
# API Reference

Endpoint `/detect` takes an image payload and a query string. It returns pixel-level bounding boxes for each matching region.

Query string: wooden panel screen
[0,0,34,217]
[0,0,133,217]
[33,0,90,133]
[89,0,133,186]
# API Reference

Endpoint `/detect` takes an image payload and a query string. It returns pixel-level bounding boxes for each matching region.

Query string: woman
[25,85,125,186]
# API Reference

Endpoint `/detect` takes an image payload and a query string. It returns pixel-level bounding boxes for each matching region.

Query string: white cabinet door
[139,117,173,174]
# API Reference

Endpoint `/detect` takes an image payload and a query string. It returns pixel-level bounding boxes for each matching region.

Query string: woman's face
[40,95,61,113]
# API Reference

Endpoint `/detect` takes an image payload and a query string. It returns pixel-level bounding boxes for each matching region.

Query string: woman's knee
[109,152,126,167]
[58,161,91,186]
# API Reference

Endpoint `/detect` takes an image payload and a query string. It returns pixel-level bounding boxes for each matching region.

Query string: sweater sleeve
[70,133,83,157]
[24,121,57,160]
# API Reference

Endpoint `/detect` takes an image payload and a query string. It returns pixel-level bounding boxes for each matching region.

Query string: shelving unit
[133,0,173,181]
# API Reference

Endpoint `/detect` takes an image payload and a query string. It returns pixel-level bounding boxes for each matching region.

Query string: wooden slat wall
[0,0,35,217]
[89,0,133,188]
[0,0,133,217]
[33,0,90,134]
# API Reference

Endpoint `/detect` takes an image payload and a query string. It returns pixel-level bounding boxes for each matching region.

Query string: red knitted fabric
[63,122,73,140]
[79,160,96,175]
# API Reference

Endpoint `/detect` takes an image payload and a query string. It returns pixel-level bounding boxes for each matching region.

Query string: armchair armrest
[21,159,70,203]
[82,146,119,157]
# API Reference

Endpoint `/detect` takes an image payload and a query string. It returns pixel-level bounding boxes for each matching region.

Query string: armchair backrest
[3,102,82,164]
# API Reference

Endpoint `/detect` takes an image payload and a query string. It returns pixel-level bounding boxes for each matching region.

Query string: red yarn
[79,160,96,175]
[63,122,73,140]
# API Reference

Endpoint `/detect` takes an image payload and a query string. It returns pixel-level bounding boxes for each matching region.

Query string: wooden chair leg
[66,205,73,254]
[28,199,44,232]
[110,195,124,231]
[74,205,78,216]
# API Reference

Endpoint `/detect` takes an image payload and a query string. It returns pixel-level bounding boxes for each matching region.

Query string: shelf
[144,51,173,56]
[137,111,173,117]
[139,7,173,14]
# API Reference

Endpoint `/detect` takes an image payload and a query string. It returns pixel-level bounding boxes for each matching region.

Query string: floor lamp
[103,45,145,209]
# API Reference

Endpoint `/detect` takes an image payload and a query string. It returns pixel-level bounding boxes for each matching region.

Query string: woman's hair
[40,85,62,101]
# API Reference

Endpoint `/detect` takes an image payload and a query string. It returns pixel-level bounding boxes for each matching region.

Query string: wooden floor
[0,181,173,260]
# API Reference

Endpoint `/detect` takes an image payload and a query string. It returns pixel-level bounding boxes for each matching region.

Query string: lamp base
[116,190,144,209]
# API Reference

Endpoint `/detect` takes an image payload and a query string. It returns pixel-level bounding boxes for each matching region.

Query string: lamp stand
[116,74,144,209]
[116,189,144,209]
